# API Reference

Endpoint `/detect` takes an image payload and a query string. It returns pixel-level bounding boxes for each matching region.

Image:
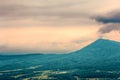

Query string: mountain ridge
[71,38,120,54]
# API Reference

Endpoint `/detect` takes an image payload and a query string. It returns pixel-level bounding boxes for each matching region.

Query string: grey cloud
[0,44,8,50]
[95,11,120,23]
[72,37,94,44]
[99,23,120,34]
[0,0,94,27]
[0,2,88,19]
[93,11,120,34]
[0,44,41,53]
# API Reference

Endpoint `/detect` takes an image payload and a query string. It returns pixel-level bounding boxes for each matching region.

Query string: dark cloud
[94,11,120,23]
[99,23,120,34]
[93,11,120,34]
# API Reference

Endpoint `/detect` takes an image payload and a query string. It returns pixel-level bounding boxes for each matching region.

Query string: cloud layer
[0,0,91,27]
[0,0,120,27]
[0,0,120,53]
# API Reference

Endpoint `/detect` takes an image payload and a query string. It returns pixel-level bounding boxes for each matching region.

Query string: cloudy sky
[0,0,120,54]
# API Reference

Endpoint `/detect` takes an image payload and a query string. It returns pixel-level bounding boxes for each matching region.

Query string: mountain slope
[70,39,120,59]
[42,39,120,70]
[73,39,120,54]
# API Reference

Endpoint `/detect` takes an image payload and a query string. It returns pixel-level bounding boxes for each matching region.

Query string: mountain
[74,38,120,54]
[0,39,120,79]
[41,39,120,70]
[71,38,120,60]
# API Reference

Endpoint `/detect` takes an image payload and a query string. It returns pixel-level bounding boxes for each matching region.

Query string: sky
[0,0,120,54]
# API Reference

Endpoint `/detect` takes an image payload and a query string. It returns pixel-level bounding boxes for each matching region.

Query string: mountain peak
[73,38,120,54]
[94,38,115,42]
[85,38,120,49]
[93,38,120,46]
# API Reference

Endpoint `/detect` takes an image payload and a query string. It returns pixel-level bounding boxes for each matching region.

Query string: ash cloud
[94,11,120,34]
[95,11,120,24]
[99,23,120,34]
